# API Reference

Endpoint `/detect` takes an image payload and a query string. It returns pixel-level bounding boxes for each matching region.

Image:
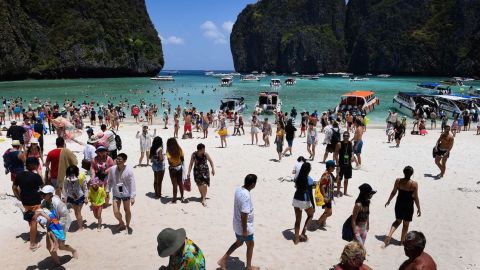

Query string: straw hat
[157,228,186,257]
[11,140,21,146]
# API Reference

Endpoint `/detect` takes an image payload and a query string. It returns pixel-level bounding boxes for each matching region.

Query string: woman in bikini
[166,138,184,203]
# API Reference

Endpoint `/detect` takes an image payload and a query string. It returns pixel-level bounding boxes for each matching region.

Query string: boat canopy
[340,91,376,107]
[418,83,441,88]
[341,90,376,98]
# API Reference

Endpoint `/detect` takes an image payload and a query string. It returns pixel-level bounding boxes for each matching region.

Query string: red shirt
[46,148,62,178]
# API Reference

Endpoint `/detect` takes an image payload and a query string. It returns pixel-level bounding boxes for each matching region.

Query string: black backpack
[111,130,122,150]
[330,128,340,146]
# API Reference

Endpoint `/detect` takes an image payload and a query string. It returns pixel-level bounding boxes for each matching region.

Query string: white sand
[1,121,479,269]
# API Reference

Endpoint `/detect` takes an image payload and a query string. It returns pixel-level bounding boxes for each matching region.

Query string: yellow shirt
[88,187,107,206]
[167,149,184,166]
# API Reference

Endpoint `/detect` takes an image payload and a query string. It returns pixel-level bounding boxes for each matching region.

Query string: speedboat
[270,78,281,88]
[416,83,452,94]
[377,74,391,78]
[292,72,300,76]
[255,92,282,114]
[350,77,369,82]
[205,71,214,76]
[219,97,246,113]
[259,71,267,78]
[241,74,260,82]
[433,95,469,117]
[150,75,174,81]
[334,90,380,115]
[285,78,296,85]
[220,77,233,87]
[393,92,437,116]
[441,78,464,86]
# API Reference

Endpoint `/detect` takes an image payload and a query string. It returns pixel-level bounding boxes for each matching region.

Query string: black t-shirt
[15,171,43,206]
[285,125,297,140]
[33,123,44,137]
[7,125,25,142]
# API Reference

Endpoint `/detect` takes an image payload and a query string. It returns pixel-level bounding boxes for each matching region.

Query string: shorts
[326,143,335,153]
[152,159,165,172]
[338,165,352,180]
[276,142,283,153]
[113,196,131,202]
[235,233,254,243]
[98,116,104,120]
[184,124,192,133]
[67,196,85,205]
[292,199,312,210]
[286,139,293,148]
[394,132,402,140]
[322,200,332,209]
[92,205,103,215]
[353,140,363,154]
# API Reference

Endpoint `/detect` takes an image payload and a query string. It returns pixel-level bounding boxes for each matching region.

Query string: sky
[146,0,257,70]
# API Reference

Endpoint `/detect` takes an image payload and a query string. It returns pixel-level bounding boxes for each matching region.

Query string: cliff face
[231,0,480,76]
[230,0,346,74]
[346,0,480,76]
[0,0,164,80]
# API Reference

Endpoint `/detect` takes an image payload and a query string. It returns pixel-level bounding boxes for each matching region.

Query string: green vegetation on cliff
[0,0,164,80]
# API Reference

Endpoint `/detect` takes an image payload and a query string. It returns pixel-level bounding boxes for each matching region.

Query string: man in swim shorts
[433,125,454,178]
[352,119,364,168]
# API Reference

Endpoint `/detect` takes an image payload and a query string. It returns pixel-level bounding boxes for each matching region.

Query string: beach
[1,119,479,269]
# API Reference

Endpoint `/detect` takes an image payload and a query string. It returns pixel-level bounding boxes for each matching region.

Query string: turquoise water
[0,71,478,123]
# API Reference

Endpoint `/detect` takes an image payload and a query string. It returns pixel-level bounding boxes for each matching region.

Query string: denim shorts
[235,233,254,243]
[113,196,131,202]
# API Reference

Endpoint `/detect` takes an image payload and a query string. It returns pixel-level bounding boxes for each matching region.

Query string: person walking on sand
[282,119,297,157]
[433,125,454,178]
[335,132,353,196]
[173,113,180,138]
[62,165,88,231]
[316,160,336,228]
[274,122,285,161]
[135,124,156,167]
[352,119,364,168]
[399,231,437,270]
[261,118,272,147]
[394,120,406,147]
[351,184,376,246]
[322,121,340,163]
[166,138,185,203]
[218,114,228,148]
[384,166,421,247]
[108,153,136,233]
[88,177,107,230]
[306,122,318,160]
[150,137,166,199]
[218,174,259,270]
[250,115,261,145]
[187,143,215,206]
[292,162,315,244]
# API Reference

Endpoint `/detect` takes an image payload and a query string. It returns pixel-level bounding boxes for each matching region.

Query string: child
[35,208,65,253]
[386,126,394,143]
[88,177,107,230]
[63,165,88,231]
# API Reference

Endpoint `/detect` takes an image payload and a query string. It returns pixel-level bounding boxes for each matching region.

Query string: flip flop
[30,243,41,252]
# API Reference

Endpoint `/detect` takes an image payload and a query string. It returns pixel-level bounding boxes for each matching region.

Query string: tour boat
[334,90,380,115]
[255,92,282,114]
[416,83,452,95]
[241,74,260,82]
[377,74,391,78]
[350,77,369,82]
[270,78,281,88]
[220,77,233,87]
[285,78,296,85]
[219,97,246,113]
[393,92,437,116]
[150,75,174,81]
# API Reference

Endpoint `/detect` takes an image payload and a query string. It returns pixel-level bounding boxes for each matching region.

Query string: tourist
[166,138,185,203]
[261,118,272,147]
[387,109,398,129]
[335,131,353,196]
[3,139,25,195]
[83,137,97,163]
[218,114,228,148]
[187,143,215,206]
[38,185,78,265]
[351,183,376,246]
[463,109,470,131]
[12,157,43,251]
[108,153,136,233]
[292,156,306,181]
[316,160,336,228]
[202,112,209,138]
[274,122,285,161]
[323,121,340,163]
[233,112,240,135]
[238,114,245,135]
[7,121,26,149]
[433,125,454,178]
[352,119,364,168]
[250,115,260,145]
[394,120,406,147]
[306,121,318,160]
[384,166,421,246]
[157,228,205,269]
[173,113,180,138]
[90,107,96,126]
[419,118,428,136]
[33,117,45,153]
[299,112,307,137]
[440,114,448,133]
[430,111,437,130]
[183,112,192,138]
[217,174,259,270]
[398,231,437,270]
[63,165,88,231]
[100,124,118,159]
[150,136,166,199]
[88,177,107,230]
[26,138,43,175]
[135,124,156,167]
[282,119,297,156]
[334,241,372,270]
[292,162,315,244]
[45,137,78,196]
[97,106,104,125]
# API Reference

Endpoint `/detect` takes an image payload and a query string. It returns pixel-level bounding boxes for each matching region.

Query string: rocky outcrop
[230,0,346,74]
[0,0,164,80]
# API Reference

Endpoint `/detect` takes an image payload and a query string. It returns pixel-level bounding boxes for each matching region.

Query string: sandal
[30,243,41,252]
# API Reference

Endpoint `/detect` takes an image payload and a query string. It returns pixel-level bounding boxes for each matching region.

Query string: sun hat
[157,228,186,257]
[95,146,107,153]
[358,183,376,195]
[11,140,21,146]
[30,138,39,144]
[39,185,55,194]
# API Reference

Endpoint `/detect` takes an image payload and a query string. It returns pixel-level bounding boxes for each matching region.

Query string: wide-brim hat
[11,140,21,146]
[359,183,376,195]
[30,138,39,144]
[88,137,99,144]
[157,228,186,258]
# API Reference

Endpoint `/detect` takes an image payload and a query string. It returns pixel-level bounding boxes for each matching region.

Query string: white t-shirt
[83,144,97,162]
[293,161,304,180]
[233,187,254,236]
[104,130,117,151]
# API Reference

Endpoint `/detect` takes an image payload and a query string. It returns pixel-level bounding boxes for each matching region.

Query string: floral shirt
[168,239,205,270]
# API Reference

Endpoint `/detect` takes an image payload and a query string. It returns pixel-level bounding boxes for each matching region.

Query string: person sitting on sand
[398,231,437,270]
[157,228,205,270]
[334,241,372,270]
[317,160,336,228]
[292,162,315,244]
[384,166,421,246]
[433,125,454,178]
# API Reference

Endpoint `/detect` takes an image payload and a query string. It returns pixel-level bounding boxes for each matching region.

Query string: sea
[1,70,478,123]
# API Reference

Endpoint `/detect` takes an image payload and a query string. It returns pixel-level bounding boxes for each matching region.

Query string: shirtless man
[352,119,364,168]
[433,125,454,178]
[399,231,437,270]
[183,112,192,139]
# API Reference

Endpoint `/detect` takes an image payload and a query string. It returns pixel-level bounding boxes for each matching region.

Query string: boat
[416,83,452,94]
[285,78,296,85]
[211,73,232,77]
[220,77,233,87]
[270,78,281,88]
[327,72,352,77]
[298,75,319,80]
[334,90,380,115]
[271,71,277,76]
[205,71,214,76]
[259,71,267,78]
[230,72,242,77]
[434,95,471,117]
[241,74,260,82]
[292,72,300,76]
[219,97,246,113]
[440,78,464,86]
[255,92,282,114]
[377,74,391,78]
[150,75,175,81]
[392,92,437,116]
[349,77,369,82]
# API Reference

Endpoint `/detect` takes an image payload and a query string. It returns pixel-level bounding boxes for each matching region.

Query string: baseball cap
[39,185,55,194]
[326,160,336,168]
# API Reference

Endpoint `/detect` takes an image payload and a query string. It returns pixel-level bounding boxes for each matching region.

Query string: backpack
[111,130,122,150]
[330,128,340,146]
